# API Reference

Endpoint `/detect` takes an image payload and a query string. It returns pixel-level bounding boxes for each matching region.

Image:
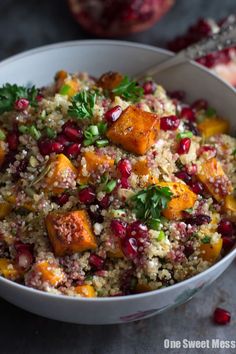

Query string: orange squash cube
[55,70,68,91]
[224,195,236,214]
[158,182,197,220]
[0,258,22,280]
[200,238,223,263]
[107,106,160,155]
[45,210,97,256]
[35,260,64,286]
[97,71,123,90]
[45,154,77,194]
[198,117,229,138]
[78,151,114,184]
[197,158,233,202]
[135,283,152,293]
[75,284,96,298]
[59,79,80,97]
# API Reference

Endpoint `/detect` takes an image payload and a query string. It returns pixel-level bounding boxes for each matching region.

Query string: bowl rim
[0,39,235,303]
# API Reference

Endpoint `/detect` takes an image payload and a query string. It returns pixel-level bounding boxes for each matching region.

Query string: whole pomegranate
[68,0,175,37]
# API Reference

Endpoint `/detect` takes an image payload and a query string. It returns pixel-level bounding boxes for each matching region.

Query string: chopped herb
[59,84,71,95]
[177,131,193,139]
[232,149,236,156]
[205,107,216,117]
[68,90,96,120]
[39,109,47,119]
[83,122,108,147]
[44,127,56,139]
[148,218,161,231]
[0,83,38,114]
[104,179,117,193]
[85,275,93,281]
[112,76,144,103]
[157,230,166,242]
[19,124,41,140]
[131,185,173,222]
[185,208,193,214]
[0,129,6,141]
[96,139,109,148]
[201,236,211,244]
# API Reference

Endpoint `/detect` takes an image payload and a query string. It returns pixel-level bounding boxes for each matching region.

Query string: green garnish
[44,127,57,139]
[19,124,41,140]
[131,185,173,222]
[148,218,161,231]
[205,107,216,117]
[0,129,6,141]
[0,83,38,114]
[68,90,96,120]
[177,131,193,139]
[59,84,71,95]
[201,236,211,244]
[83,122,108,147]
[156,230,166,242]
[232,149,236,156]
[112,76,144,103]
[104,179,117,193]
[185,208,193,214]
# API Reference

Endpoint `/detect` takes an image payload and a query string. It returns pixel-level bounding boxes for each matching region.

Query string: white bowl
[0,40,235,324]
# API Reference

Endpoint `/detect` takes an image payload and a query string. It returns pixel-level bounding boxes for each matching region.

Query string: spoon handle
[136,16,236,80]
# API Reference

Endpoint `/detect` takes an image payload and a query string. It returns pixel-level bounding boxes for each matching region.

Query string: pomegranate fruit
[68,0,175,37]
[213,307,231,325]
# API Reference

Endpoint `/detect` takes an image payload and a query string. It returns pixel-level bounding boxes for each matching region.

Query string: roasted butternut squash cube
[45,154,77,194]
[0,141,6,167]
[224,195,236,213]
[135,283,152,293]
[0,202,12,219]
[45,210,97,256]
[55,70,68,91]
[75,284,96,297]
[198,117,229,138]
[133,159,150,176]
[197,158,233,202]
[78,151,114,184]
[59,79,80,97]
[35,261,64,286]
[0,258,22,280]
[158,182,197,220]
[200,238,223,263]
[97,71,123,90]
[107,106,160,155]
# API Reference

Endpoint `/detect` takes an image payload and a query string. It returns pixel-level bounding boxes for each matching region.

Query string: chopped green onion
[104,180,116,193]
[89,125,99,136]
[40,110,47,119]
[0,129,6,141]
[177,131,193,139]
[96,139,109,148]
[19,125,29,134]
[157,230,166,242]
[148,218,161,231]
[201,236,211,244]
[28,125,41,140]
[59,84,71,95]
[110,209,126,218]
[185,208,193,214]
[205,107,216,117]
[44,127,56,139]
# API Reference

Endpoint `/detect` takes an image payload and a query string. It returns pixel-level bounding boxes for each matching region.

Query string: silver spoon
[136,15,236,81]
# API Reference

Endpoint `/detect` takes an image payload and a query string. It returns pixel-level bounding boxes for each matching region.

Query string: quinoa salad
[0,71,235,298]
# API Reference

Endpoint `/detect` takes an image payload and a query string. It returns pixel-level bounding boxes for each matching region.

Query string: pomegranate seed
[105,106,122,123]
[198,145,216,157]
[38,138,64,155]
[52,193,69,206]
[190,181,204,194]
[142,81,156,95]
[64,143,81,158]
[184,244,194,257]
[218,219,234,236]
[110,219,127,238]
[121,238,138,259]
[180,107,195,121]
[177,137,191,155]
[185,163,197,175]
[213,307,231,325]
[98,195,110,209]
[117,159,132,178]
[7,132,19,151]
[160,115,180,131]
[56,134,71,147]
[51,141,64,153]
[222,236,235,252]
[16,250,33,270]
[169,90,185,100]
[36,94,44,102]
[89,254,105,270]
[14,98,29,111]
[184,121,200,136]
[126,221,148,247]
[186,214,211,226]
[63,126,83,143]
[191,99,208,111]
[175,171,192,184]
[120,177,130,189]
[78,187,95,204]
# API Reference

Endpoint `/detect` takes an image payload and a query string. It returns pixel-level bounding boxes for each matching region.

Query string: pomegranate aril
[52,193,69,206]
[16,250,33,270]
[36,94,44,102]
[121,237,138,259]
[63,126,83,142]
[89,254,105,270]
[7,132,19,151]
[198,145,216,157]
[191,99,208,111]
[99,195,110,209]
[56,134,71,147]
[185,163,197,175]
[177,137,191,155]
[180,107,195,121]
[213,307,231,325]
[110,219,127,238]
[142,80,156,95]
[64,143,81,158]
[117,159,132,178]
[190,181,204,195]
[184,121,200,136]
[186,214,211,226]
[184,244,194,257]
[51,141,64,153]
[126,221,148,246]
[14,98,29,111]
[105,106,122,123]
[217,219,234,236]
[120,177,130,189]
[160,115,180,131]
[222,236,235,252]
[175,171,191,184]
[169,90,185,100]
[78,187,95,204]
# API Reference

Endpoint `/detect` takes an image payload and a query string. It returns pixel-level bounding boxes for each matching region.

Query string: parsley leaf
[68,90,96,120]
[0,83,38,114]
[131,185,173,222]
[112,76,144,102]
[201,236,211,244]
